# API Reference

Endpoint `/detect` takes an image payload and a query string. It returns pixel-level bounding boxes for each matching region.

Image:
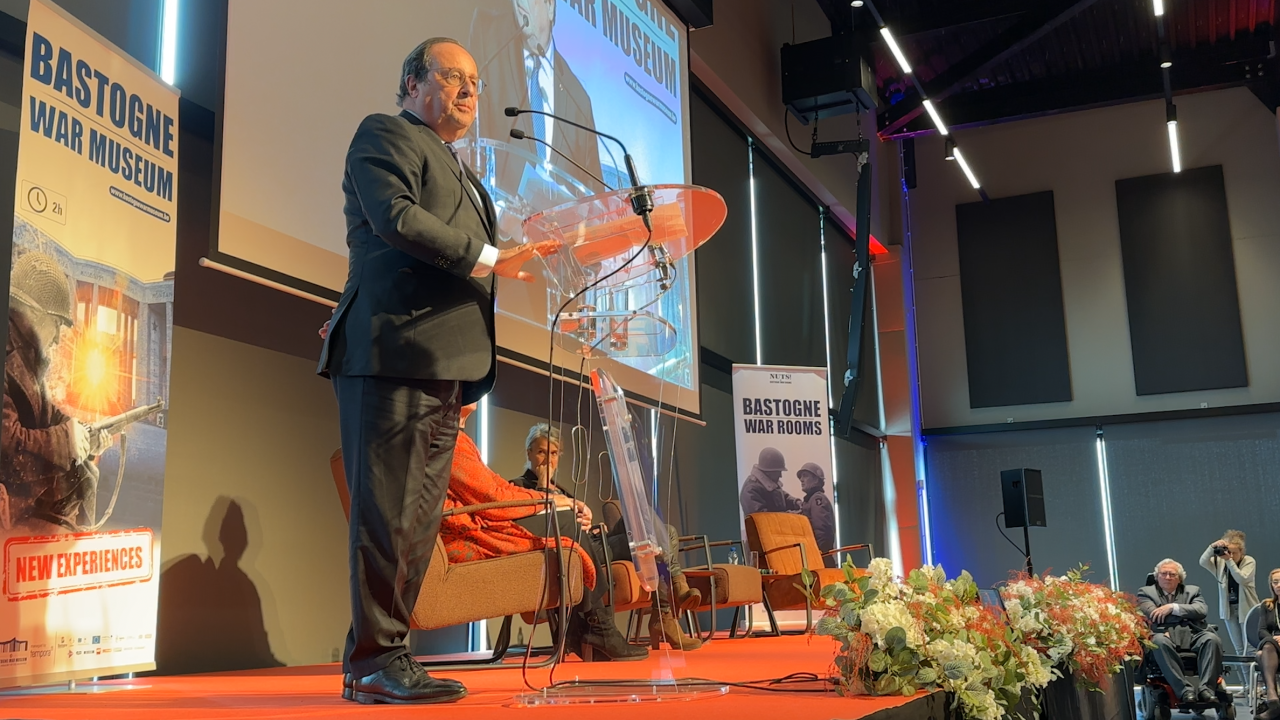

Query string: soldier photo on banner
[3,223,171,537]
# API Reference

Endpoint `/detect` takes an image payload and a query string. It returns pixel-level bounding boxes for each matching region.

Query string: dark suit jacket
[317,110,498,405]
[1138,582,1210,647]
[471,6,605,186]
[510,467,575,499]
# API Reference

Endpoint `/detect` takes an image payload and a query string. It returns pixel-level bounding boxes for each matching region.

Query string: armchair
[744,512,874,633]
[329,449,585,669]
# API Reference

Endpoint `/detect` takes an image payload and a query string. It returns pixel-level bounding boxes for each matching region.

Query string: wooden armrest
[441,497,555,517]
[822,543,874,557]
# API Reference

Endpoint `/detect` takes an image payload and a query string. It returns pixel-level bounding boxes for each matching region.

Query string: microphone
[509,129,613,192]
[505,107,654,231]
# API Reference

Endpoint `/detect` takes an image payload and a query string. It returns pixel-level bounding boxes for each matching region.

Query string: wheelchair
[1136,575,1235,720]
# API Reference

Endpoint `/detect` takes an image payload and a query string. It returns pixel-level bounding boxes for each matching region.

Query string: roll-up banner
[0,0,177,686]
[732,365,836,628]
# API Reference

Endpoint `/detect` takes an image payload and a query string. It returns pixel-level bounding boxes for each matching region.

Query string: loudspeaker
[1000,468,1045,529]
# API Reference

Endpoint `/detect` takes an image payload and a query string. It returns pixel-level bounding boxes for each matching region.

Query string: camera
[1213,545,1229,557]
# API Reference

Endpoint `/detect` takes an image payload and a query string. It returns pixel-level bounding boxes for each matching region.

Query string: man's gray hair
[397,37,459,103]
[1155,559,1186,580]
[525,423,561,451]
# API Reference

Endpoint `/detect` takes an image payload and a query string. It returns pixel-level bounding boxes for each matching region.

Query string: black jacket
[318,110,498,405]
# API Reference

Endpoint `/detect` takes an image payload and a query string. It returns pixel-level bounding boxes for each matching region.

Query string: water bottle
[727,548,740,565]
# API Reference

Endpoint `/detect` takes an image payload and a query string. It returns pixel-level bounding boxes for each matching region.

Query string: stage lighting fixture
[1160,46,1172,68]
[1153,0,1164,15]
[851,0,864,6]
[880,27,912,74]
[922,99,949,135]
[953,148,981,189]
[944,137,956,161]
[1166,104,1181,173]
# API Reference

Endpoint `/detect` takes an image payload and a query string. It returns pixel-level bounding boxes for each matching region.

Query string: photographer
[1199,530,1258,655]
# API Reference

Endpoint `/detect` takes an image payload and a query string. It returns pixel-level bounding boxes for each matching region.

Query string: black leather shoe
[342,664,463,701]
[1178,687,1196,705]
[350,655,467,705]
[1196,687,1215,703]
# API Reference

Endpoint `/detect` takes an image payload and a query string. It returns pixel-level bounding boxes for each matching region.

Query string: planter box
[1042,666,1136,720]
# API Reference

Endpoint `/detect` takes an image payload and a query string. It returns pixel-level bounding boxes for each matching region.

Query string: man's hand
[492,241,558,282]
[69,420,90,463]
[574,500,592,530]
[1151,603,1178,622]
[319,320,330,339]
[87,427,112,457]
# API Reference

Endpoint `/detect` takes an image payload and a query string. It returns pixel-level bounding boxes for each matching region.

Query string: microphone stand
[509,129,614,192]
[505,106,654,232]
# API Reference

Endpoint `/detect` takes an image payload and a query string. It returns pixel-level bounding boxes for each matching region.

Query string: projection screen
[217,0,700,416]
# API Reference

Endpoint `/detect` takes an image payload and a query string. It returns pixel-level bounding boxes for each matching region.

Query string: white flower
[859,599,924,649]
[868,557,895,590]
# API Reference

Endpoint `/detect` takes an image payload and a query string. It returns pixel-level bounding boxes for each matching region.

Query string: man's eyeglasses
[432,68,484,94]
[1156,571,1180,578]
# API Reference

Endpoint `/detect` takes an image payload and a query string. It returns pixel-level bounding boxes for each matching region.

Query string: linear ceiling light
[1166,105,1181,173]
[922,99,949,135]
[952,147,981,189]
[1153,0,1165,15]
[880,27,912,74]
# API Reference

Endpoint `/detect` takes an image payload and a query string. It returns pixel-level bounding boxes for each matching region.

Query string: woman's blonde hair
[1264,568,1280,610]
[1224,529,1246,552]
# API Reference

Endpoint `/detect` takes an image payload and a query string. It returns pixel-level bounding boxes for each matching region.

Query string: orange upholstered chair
[677,536,765,641]
[329,449,585,668]
[745,512,872,633]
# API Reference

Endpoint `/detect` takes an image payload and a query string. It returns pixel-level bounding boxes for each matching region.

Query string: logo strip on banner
[1,0,178,687]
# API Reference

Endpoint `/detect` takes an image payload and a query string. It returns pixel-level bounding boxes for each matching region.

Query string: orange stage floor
[0,634,946,719]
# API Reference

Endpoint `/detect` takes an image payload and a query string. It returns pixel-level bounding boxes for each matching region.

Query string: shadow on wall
[151,497,283,675]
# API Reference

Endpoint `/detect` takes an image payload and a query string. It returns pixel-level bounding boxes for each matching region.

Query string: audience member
[1254,568,1280,719]
[1198,529,1258,655]
[443,405,647,662]
[513,422,703,650]
[1137,559,1223,705]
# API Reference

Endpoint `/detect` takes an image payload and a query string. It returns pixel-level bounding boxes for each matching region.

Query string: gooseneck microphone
[509,128,613,192]
[505,106,654,231]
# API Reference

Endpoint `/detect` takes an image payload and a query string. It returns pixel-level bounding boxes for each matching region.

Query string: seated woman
[1256,568,1280,719]
[441,404,647,663]
[515,422,702,651]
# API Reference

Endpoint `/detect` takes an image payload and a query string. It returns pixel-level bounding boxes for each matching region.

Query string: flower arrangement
[806,558,1054,720]
[999,565,1151,690]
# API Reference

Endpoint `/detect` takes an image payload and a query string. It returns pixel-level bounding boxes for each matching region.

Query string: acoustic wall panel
[1115,165,1247,395]
[956,191,1072,408]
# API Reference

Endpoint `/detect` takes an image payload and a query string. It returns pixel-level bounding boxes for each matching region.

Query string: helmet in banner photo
[798,462,826,483]
[756,446,787,473]
[9,251,73,325]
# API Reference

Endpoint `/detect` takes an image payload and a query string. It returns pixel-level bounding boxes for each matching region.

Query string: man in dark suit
[1137,559,1224,705]
[318,37,550,705]
[471,0,605,188]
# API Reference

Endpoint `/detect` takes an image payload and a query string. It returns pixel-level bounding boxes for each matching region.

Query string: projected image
[468,0,694,389]
[218,0,700,410]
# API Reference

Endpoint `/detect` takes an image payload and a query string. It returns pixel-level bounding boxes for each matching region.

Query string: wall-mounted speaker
[1000,468,1045,529]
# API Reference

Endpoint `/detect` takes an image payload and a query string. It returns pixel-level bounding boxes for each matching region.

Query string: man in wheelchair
[1138,559,1229,710]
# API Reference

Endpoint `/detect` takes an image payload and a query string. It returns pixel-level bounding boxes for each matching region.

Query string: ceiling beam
[876,0,1102,138]
[880,37,1272,137]
[883,0,1029,38]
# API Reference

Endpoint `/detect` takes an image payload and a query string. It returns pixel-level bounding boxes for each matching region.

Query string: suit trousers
[332,374,461,678]
[1150,629,1223,694]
